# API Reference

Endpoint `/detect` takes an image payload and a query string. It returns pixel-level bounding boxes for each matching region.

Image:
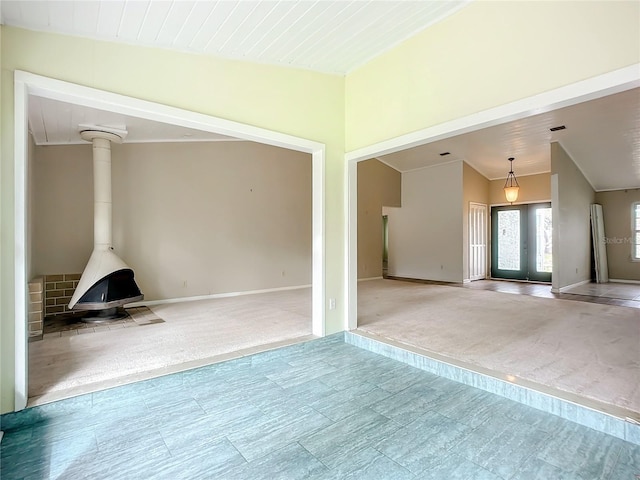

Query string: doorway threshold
[346,330,640,446]
[27,334,317,408]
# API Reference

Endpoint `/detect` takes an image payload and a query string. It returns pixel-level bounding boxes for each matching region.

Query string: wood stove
[68,127,143,317]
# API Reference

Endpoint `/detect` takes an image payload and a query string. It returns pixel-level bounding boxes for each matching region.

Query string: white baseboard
[609,279,640,285]
[358,276,383,282]
[128,284,312,308]
[558,279,592,293]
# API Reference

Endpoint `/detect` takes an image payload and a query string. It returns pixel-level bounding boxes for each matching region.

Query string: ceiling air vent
[550,125,566,132]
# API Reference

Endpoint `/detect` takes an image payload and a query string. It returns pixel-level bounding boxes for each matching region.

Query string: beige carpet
[357,279,640,416]
[29,288,312,404]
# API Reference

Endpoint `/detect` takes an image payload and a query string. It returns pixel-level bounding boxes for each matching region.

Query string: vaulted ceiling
[3,1,638,192]
[0,0,469,75]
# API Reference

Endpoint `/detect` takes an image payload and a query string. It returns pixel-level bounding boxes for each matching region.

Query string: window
[634,202,640,261]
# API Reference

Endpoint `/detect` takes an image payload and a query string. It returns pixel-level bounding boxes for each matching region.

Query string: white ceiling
[7,1,638,191]
[0,0,469,75]
[28,87,640,192]
[378,88,640,191]
[28,95,238,144]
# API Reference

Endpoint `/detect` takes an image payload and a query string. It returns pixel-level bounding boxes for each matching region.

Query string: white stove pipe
[91,133,115,248]
[69,129,143,310]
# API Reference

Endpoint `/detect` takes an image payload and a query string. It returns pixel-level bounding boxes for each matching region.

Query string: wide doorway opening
[15,72,326,409]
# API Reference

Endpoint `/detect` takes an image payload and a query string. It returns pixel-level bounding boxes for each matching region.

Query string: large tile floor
[407,278,640,309]
[2,335,639,480]
[468,280,640,308]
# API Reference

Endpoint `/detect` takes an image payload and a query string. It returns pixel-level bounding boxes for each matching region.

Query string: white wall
[386,161,463,282]
[32,141,312,301]
[551,142,595,291]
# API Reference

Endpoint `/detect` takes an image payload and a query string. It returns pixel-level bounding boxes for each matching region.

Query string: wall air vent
[550,125,566,132]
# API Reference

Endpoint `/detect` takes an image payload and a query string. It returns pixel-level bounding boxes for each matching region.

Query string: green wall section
[345,0,640,151]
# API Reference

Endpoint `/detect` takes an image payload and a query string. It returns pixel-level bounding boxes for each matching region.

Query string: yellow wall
[345,0,640,151]
[489,173,551,206]
[0,26,345,413]
[0,25,5,414]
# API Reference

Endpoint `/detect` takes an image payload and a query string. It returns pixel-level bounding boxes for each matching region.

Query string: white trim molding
[345,64,640,331]
[556,279,592,293]
[13,71,326,411]
[345,64,640,164]
[609,279,640,285]
[14,74,29,412]
[128,284,313,308]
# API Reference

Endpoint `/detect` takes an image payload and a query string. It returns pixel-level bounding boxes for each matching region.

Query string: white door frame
[14,71,326,411]
[345,64,640,331]
[469,202,488,281]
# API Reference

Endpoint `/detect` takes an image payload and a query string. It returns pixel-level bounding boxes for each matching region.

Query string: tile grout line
[1,335,635,479]
[345,331,640,446]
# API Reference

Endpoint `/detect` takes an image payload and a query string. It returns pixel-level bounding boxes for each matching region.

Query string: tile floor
[460,279,640,309]
[560,282,640,302]
[2,335,639,480]
[32,307,165,342]
[391,277,640,308]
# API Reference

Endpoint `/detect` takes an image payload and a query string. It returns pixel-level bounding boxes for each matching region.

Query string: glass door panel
[528,205,552,282]
[491,206,527,280]
[497,210,521,271]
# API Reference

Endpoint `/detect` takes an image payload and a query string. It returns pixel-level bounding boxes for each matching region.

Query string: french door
[491,203,552,282]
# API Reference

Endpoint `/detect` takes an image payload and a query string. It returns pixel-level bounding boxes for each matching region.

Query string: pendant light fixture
[503,157,520,204]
